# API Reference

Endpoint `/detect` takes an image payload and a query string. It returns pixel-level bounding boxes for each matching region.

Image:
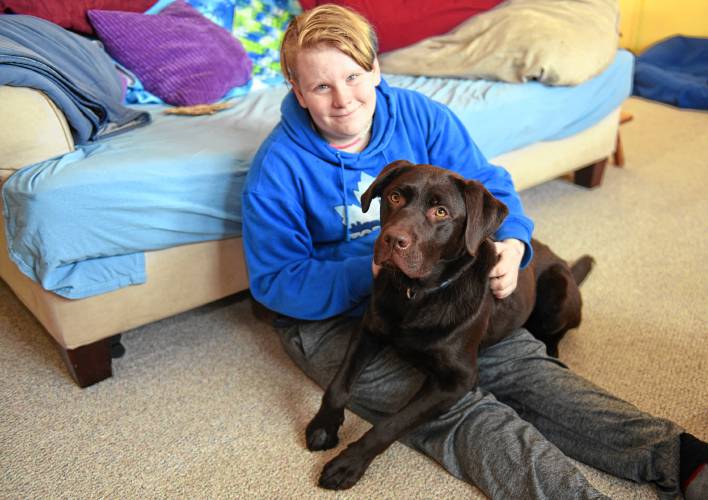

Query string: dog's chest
[371,291,471,347]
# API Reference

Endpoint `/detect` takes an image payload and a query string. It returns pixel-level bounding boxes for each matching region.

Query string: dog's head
[360,160,508,279]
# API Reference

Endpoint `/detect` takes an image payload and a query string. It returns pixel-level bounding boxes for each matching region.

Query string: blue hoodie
[242,78,534,320]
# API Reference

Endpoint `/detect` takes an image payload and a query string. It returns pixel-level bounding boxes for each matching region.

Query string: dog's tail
[570,255,595,285]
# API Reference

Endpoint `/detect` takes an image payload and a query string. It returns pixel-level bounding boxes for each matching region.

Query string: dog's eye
[434,207,448,218]
[388,191,403,205]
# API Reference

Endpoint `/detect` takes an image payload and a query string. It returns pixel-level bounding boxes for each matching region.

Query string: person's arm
[242,189,373,320]
[426,103,534,268]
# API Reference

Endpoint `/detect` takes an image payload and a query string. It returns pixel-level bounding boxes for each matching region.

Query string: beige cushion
[0,86,74,179]
[379,0,620,86]
[0,201,250,349]
[491,108,619,190]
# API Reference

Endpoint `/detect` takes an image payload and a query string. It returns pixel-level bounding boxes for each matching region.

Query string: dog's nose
[384,231,411,250]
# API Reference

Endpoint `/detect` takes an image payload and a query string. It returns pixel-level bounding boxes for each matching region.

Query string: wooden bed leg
[613,131,625,167]
[574,158,608,188]
[59,338,113,387]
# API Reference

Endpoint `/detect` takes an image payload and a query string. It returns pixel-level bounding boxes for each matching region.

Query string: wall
[619,0,708,54]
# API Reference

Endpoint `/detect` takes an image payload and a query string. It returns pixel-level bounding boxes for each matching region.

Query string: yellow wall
[619,0,708,54]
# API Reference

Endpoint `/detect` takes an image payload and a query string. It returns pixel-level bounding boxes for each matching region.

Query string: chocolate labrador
[305,160,594,490]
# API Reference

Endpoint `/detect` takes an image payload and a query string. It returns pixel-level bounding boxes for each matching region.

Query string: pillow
[378,0,620,86]
[232,0,302,88]
[148,0,234,29]
[123,0,241,104]
[0,0,155,35]
[633,36,708,110]
[88,0,252,106]
[298,0,503,53]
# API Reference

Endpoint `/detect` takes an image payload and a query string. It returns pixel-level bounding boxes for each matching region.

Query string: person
[241,5,707,499]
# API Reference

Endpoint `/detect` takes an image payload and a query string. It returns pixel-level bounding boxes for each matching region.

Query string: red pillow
[299,0,503,53]
[0,0,156,35]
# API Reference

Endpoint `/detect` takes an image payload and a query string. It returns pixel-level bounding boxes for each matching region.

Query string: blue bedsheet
[2,50,634,299]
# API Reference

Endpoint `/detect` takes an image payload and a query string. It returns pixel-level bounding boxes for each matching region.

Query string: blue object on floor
[633,36,708,110]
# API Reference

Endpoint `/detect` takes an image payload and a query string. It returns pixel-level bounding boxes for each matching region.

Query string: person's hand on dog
[490,238,525,299]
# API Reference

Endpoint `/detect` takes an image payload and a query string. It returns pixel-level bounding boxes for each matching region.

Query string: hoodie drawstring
[336,152,350,242]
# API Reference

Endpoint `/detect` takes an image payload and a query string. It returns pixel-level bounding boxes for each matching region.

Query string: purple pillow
[88,0,252,106]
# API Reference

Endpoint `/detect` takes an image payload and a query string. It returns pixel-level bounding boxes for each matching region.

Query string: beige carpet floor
[1,97,706,499]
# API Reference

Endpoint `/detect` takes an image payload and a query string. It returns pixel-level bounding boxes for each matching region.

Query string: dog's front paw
[306,425,339,451]
[305,411,343,451]
[318,447,371,490]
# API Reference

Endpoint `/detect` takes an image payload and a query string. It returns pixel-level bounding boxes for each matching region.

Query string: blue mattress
[2,50,634,299]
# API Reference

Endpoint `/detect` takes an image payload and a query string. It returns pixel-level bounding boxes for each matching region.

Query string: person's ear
[290,80,308,109]
[372,58,381,86]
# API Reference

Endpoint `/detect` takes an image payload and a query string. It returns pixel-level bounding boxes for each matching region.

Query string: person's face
[291,45,381,146]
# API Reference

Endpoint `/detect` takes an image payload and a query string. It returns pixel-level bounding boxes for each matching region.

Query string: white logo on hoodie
[334,172,381,240]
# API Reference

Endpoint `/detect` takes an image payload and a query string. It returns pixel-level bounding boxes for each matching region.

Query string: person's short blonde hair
[280,4,378,83]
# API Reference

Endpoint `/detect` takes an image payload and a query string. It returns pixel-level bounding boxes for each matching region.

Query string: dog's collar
[403,253,476,301]
[405,279,453,300]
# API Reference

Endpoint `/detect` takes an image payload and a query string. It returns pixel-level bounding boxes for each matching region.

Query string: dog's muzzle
[375,224,427,278]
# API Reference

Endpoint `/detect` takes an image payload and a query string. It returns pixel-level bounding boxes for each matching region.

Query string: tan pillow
[379,0,620,86]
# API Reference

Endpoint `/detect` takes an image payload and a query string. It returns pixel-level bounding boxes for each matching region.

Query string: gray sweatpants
[277,315,683,500]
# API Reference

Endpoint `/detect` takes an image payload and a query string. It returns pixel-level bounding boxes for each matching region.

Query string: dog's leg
[544,336,561,358]
[319,367,476,490]
[526,263,583,357]
[306,327,381,452]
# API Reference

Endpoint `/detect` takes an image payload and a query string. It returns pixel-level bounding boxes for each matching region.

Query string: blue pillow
[633,36,708,110]
[148,0,234,28]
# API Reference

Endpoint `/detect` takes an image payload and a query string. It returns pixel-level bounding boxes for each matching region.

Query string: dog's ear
[361,160,415,213]
[461,180,508,256]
